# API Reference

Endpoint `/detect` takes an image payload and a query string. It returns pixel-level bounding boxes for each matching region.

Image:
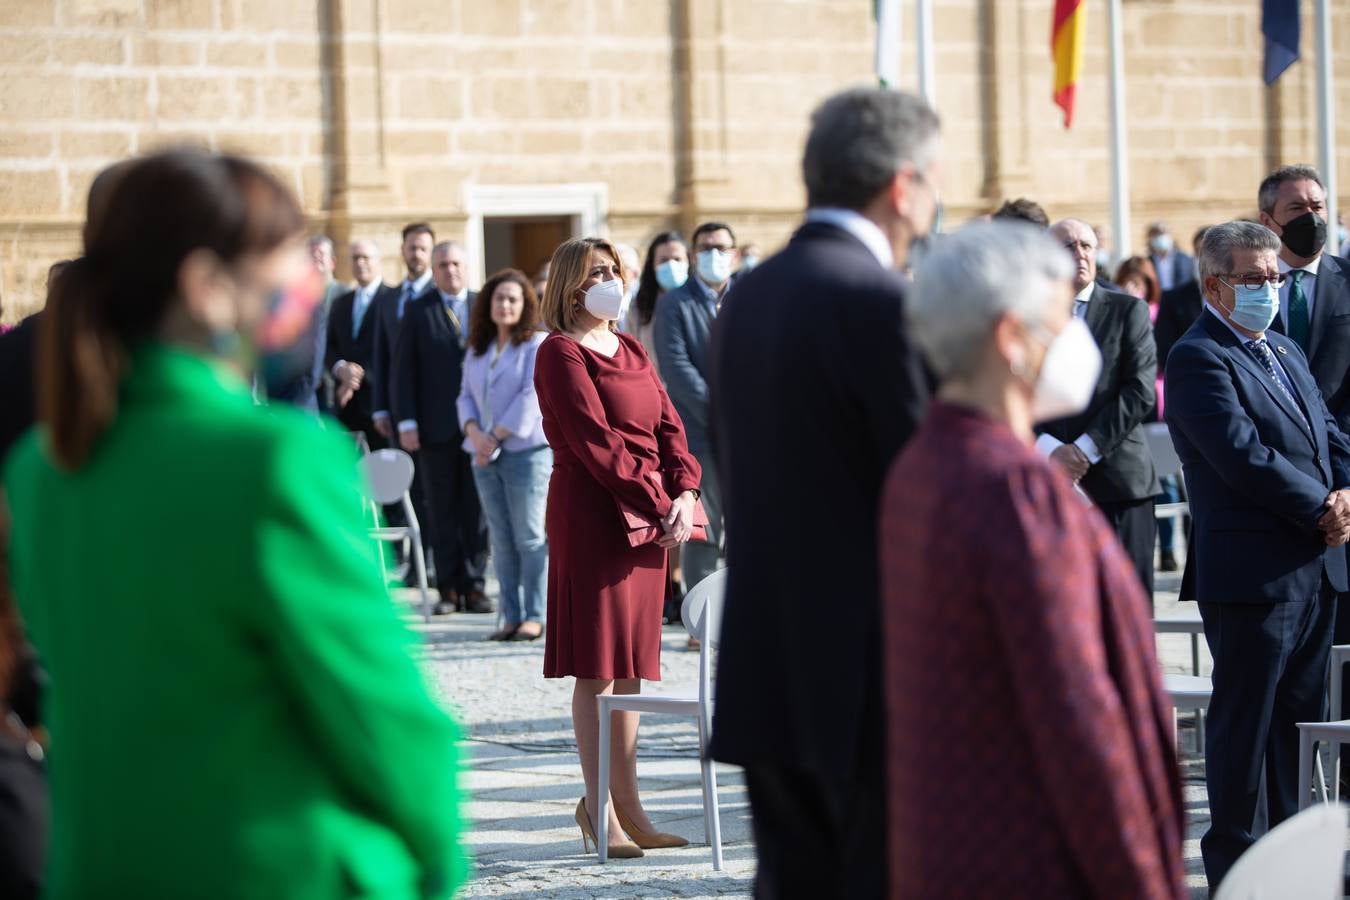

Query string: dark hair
[632,231,686,327]
[1192,225,1212,256]
[1258,165,1323,215]
[39,148,304,470]
[802,87,940,211]
[401,221,435,243]
[1113,256,1161,306]
[468,269,541,355]
[992,198,1050,228]
[691,221,736,248]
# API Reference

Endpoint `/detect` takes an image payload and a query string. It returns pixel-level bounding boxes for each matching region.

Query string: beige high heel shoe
[574,798,644,859]
[612,799,690,849]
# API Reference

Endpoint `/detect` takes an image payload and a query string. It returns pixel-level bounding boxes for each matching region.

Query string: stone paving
[396,562,1214,899]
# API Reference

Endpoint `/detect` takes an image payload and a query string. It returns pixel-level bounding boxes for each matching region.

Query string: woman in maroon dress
[880,222,1186,899]
[534,237,702,859]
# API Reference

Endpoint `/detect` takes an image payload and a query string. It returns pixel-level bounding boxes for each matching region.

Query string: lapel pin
[1276,345,1289,354]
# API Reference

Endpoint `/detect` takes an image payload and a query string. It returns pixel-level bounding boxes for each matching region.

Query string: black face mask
[1278,211,1328,258]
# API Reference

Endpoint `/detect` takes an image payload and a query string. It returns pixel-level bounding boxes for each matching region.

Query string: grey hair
[1197,221,1281,283]
[909,221,1075,380]
[802,87,940,211]
[1258,164,1323,214]
[432,240,465,257]
[307,234,333,253]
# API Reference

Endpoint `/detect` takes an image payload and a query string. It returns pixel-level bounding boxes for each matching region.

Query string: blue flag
[1263,0,1299,84]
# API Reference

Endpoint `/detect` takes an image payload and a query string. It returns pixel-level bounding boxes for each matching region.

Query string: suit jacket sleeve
[534,338,682,519]
[255,426,465,892]
[495,339,544,437]
[1084,298,1157,459]
[1165,340,1329,531]
[853,281,928,470]
[455,354,481,433]
[370,301,390,415]
[987,463,1181,899]
[391,305,419,425]
[1296,340,1350,490]
[323,298,343,375]
[652,292,710,434]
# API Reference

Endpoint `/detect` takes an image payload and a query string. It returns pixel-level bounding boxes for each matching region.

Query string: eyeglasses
[1217,273,1288,290]
[1061,240,1097,254]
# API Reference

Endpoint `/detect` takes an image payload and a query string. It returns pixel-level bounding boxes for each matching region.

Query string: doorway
[463,183,609,288]
[483,215,573,284]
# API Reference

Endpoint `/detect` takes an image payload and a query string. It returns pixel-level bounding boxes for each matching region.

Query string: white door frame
[463,183,610,287]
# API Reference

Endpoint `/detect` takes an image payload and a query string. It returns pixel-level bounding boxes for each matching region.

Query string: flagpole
[875,0,902,87]
[1107,0,1130,259]
[1315,0,1337,254]
[916,0,935,105]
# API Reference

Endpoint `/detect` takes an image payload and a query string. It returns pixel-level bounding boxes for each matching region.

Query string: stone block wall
[3,0,1350,319]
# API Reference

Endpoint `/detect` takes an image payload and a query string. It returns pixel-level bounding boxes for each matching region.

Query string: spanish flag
[1051,0,1085,127]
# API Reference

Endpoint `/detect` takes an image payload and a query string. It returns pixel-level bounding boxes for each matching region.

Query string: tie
[352,291,368,338]
[1287,270,1310,351]
[1247,338,1310,432]
[443,296,461,335]
[1073,299,1088,319]
[397,282,414,320]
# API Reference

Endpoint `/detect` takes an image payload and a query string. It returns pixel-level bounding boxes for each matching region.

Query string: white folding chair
[1214,802,1347,900]
[1325,645,1350,792]
[357,449,431,623]
[596,567,727,870]
[1163,673,1211,753]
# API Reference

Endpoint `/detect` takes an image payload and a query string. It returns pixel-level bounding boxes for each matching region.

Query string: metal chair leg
[597,697,611,864]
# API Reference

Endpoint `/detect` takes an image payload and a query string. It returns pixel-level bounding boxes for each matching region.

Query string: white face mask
[1025,317,1102,423]
[582,278,626,321]
[696,249,734,284]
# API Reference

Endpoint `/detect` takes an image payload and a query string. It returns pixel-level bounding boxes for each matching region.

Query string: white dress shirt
[1277,254,1321,326]
[804,207,894,269]
[1035,282,1103,465]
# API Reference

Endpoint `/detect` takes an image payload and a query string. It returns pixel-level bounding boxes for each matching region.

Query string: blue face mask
[1221,280,1280,333]
[654,259,688,292]
[696,249,734,285]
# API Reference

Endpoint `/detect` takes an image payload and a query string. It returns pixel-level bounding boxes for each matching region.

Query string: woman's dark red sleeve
[535,336,671,519]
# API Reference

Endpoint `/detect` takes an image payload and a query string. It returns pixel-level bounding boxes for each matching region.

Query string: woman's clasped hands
[657,491,698,549]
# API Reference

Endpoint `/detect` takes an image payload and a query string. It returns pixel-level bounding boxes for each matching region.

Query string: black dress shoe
[433,588,459,616]
[463,590,494,614]
[1160,551,1178,572]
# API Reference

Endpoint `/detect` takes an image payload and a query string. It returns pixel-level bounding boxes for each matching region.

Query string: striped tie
[1247,338,1309,432]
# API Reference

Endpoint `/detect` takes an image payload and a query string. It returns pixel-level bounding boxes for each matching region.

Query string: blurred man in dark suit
[1165,221,1350,888]
[710,87,935,899]
[1154,225,1210,372]
[371,222,435,439]
[1039,219,1160,597]
[392,241,486,615]
[325,239,394,449]
[1147,220,1193,293]
[1258,165,1350,434]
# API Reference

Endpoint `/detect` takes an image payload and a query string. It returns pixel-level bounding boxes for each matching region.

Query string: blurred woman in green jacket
[2,148,465,898]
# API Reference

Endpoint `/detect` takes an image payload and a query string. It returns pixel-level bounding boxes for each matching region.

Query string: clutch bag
[618,472,708,548]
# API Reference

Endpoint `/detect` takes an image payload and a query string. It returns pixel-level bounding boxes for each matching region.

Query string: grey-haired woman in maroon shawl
[880,222,1185,899]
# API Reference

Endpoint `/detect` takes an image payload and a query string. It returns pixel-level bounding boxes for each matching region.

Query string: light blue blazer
[457,330,548,453]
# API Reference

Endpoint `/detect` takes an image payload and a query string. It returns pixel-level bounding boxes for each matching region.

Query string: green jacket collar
[122,343,252,407]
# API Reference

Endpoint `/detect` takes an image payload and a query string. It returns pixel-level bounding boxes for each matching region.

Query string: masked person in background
[623,232,688,374]
[3,149,465,898]
[1167,221,1350,889]
[881,220,1185,900]
[534,237,702,861]
[1255,165,1350,435]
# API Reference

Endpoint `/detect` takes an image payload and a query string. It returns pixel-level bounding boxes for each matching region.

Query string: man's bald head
[1049,218,1098,292]
[349,239,382,287]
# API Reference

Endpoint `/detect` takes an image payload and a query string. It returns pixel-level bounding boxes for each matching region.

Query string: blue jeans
[1155,474,1181,553]
[471,446,552,625]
